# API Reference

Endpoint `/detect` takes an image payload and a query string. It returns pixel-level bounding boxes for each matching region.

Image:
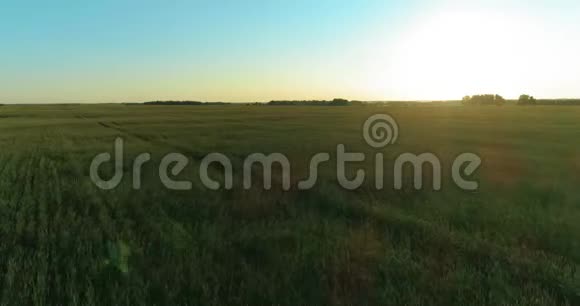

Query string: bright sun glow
[361,7,580,100]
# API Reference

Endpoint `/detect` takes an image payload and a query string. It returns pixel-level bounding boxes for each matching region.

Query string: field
[0,104,579,305]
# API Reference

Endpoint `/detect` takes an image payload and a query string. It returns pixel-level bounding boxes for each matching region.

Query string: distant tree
[518,94,537,106]
[268,99,352,106]
[494,94,506,106]
[144,101,203,105]
[462,96,472,105]
[518,94,530,105]
[330,98,350,106]
[462,94,505,106]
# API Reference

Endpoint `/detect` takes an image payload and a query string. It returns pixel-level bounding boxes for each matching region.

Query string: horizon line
[3,97,580,105]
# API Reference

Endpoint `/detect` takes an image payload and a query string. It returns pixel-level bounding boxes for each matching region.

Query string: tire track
[92,119,285,191]
[95,120,209,160]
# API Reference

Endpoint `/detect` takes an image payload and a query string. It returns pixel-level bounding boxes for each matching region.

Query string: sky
[1,0,579,103]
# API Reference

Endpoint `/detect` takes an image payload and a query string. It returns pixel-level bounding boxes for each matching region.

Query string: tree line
[461,94,580,106]
[462,94,507,106]
[143,101,231,105]
[268,98,361,106]
[140,99,361,106]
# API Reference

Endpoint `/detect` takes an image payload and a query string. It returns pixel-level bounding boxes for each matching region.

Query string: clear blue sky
[1,0,579,103]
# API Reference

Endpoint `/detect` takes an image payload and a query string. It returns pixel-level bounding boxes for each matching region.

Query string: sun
[362,8,552,100]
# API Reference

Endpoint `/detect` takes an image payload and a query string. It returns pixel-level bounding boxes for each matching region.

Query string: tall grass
[0,104,578,305]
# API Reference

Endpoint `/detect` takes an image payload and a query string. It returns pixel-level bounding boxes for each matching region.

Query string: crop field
[0,104,579,305]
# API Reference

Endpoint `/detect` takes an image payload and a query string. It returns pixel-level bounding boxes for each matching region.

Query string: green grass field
[0,104,579,305]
